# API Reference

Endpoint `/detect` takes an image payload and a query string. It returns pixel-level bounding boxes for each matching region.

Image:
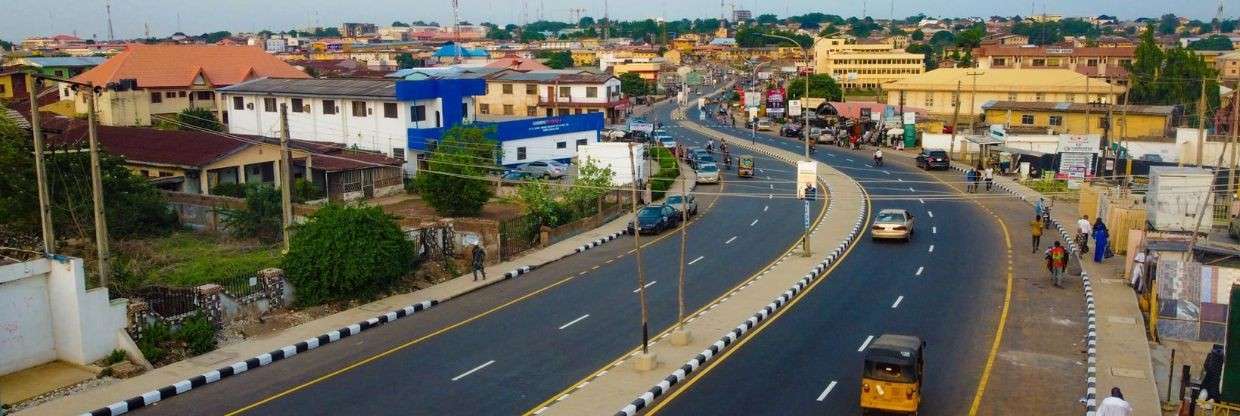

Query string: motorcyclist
[873,149,884,167]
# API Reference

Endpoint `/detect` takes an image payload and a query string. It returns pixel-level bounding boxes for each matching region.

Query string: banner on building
[1057,134,1102,154]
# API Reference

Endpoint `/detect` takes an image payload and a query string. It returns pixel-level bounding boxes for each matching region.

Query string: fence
[545,191,629,245]
[120,270,291,339]
[499,214,543,261]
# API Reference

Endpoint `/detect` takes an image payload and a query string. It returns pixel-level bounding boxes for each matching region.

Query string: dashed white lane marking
[558,314,590,330]
[908,187,916,192]
[916,266,924,276]
[770,184,774,189]
[725,236,738,244]
[897,178,905,182]
[632,281,657,293]
[451,360,496,381]
[858,335,874,352]
[845,158,854,162]
[928,245,935,253]
[865,164,874,168]
[763,205,769,212]
[688,255,705,265]
[932,226,937,234]
[816,381,838,402]
[919,198,925,204]
[927,211,934,218]
[883,170,891,175]
[768,194,774,200]
[750,219,759,226]
[892,296,904,309]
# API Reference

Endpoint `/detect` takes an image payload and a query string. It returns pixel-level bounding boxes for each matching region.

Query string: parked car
[518,160,567,179]
[628,204,681,234]
[695,162,721,184]
[665,194,699,217]
[915,149,951,170]
[808,127,823,139]
[756,118,773,131]
[871,208,915,242]
[625,130,650,142]
[781,124,803,137]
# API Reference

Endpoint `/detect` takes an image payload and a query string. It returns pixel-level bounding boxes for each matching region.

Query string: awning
[964,135,1004,146]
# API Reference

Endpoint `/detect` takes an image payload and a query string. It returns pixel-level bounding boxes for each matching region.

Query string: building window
[462,102,469,119]
[0,84,5,94]
[1020,114,1035,125]
[1066,93,1076,102]
[924,95,934,107]
[586,86,598,98]
[151,92,163,104]
[574,108,582,114]
[557,108,569,116]
[517,147,527,160]
[140,169,150,177]
[229,96,245,110]
[292,98,304,113]
[479,103,490,114]
[503,104,514,115]
[1049,115,1063,126]
[559,86,570,97]
[1087,59,1099,67]
[165,91,176,98]
[1031,59,1045,67]
[1034,93,1044,101]
[1007,92,1017,101]
[384,102,398,118]
[392,148,406,161]
[196,91,213,100]
[263,97,277,112]
[527,106,538,116]
[502,83,513,94]
[556,141,567,149]
[576,138,587,147]
[411,105,426,122]
[352,101,367,117]
[526,84,537,95]
[993,58,1006,66]
[323,99,337,115]
[178,91,188,97]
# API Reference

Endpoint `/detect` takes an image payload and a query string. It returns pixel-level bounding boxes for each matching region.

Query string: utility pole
[627,142,653,363]
[1230,88,1239,197]
[1105,83,1115,180]
[673,143,690,346]
[949,81,962,159]
[1085,77,1092,135]
[278,104,294,253]
[105,0,115,42]
[1198,80,1208,167]
[27,74,55,254]
[1121,76,1132,180]
[967,70,983,136]
[85,89,111,286]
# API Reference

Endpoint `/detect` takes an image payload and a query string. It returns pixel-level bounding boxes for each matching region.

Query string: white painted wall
[538,79,623,105]
[0,257,128,376]
[224,93,433,158]
[501,130,599,166]
[577,142,648,186]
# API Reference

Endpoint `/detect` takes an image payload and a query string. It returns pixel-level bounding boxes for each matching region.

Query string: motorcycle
[873,156,883,167]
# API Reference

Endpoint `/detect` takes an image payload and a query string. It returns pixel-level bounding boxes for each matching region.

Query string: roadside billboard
[796,161,818,199]
[788,100,802,117]
[1057,134,1101,154]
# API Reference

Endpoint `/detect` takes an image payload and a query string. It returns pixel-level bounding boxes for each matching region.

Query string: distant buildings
[9,56,107,79]
[732,9,753,22]
[473,69,624,123]
[982,101,1177,139]
[884,68,1125,120]
[971,45,1134,85]
[813,37,925,90]
[340,23,378,37]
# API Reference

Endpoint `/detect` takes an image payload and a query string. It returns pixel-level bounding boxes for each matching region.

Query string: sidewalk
[17,169,696,416]
[534,106,866,415]
[882,147,1160,415]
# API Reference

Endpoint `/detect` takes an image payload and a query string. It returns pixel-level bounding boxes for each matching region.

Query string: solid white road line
[858,335,874,352]
[928,245,935,253]
[927,211,934,218]
[915,266,924,276]
[725,236,738,244]
[688,255,705,265]
[558,314,590,330]
[632,281,657,293]
[451,360,496,381]
[892,296,904,309]
[770,184,774,189]
[750,219,759,226]
[816,381,838,402]
[865,164,874,168]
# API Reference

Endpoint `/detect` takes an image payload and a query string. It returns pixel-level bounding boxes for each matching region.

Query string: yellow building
[813,37,925,90]
[883,68,1126,121]
[571,49,599,66]
[983,101,1177,139]
[672,34,702,52]
[1218,51,1240,81]
[0,71,24,101]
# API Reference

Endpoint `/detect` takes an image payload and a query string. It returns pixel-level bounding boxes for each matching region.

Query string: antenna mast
[106,0,115,41]
[452,0,462,63]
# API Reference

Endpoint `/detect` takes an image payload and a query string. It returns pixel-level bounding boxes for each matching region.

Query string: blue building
[480,113,605,166]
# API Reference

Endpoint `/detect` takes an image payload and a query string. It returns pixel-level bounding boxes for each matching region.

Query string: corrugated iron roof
[219,77,397,99]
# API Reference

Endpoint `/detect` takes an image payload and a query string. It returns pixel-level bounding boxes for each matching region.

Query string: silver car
[518,160,567,179]
[665,193,698,217]
[695,163,720,184]
[871,208,915,241]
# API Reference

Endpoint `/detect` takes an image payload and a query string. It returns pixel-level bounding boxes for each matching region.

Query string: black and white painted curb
[84,300,439,416]
[575,230,629,254]
[616,107,868,416]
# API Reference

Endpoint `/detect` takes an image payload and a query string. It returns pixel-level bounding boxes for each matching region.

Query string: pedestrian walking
[1096,387,1132,416]
[1092,217,1110,263]
[1046,241,1069,287]
[472,242,487,281]
[1030,216,1044,253]
[983,166,994,191]
[1129,250,1148,292]
[1077,215,1092,254]
[965,167,979,193]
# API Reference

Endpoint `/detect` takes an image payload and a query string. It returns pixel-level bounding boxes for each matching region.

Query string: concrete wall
[0,257,128,376]
[223,93,412,158]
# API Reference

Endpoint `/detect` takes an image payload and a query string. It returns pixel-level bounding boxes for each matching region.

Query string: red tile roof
[974,45,1135,58]
[71,44,308,89]
[49,122,254,168]
[484,55,551,71]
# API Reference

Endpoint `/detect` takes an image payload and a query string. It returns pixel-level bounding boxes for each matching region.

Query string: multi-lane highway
[132,93,826,415]
[643,103,1012,415]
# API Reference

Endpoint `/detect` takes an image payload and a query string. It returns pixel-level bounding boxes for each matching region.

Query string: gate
[498,214,542,261]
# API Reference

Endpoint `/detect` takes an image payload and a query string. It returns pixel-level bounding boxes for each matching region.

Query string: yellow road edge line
[520,146,832,416]
[644,187,870,415]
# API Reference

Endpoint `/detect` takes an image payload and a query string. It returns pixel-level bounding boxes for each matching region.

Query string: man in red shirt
[1046,241,1069,288]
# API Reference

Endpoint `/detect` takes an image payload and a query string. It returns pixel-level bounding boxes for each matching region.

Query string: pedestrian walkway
[17,169,697,416]
[534,108,866,416]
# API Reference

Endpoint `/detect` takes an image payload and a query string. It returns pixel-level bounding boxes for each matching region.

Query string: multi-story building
[982,101,1178,139]
[884,68,1125,122]
[340,23,378,37]
[812,37,925,90]
[11,56,107,79]
[732,9,753,22]
[474,70,625,123]
[1217,51,1240,81]
[67,44,309,127]
[971,45,1134,85]
[980,34,1029,46]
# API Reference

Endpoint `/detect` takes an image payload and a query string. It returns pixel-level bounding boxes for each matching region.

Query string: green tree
[200,31,232,43]
[0,39,13,51]
[756,14,779,25]
[520,30,546,42]
[414,126,498,217]
[910,30,925,41]
[543,50,573,69]
[391,21,410,27]
[177,107,222,132]
[1158,14,1179,35]
[396,52,417,69]
[313,27,341,37]
[955,27,985,49]
[619,72,648,97]
[579,16,596,27]
[283,204,414,305]
[787,74,844,101]
[217,185,283,242]
[1126,27,1220,126]
[563,160,615,207]
[487,26,512,40]
[0,115,177,243]
[1189,35,1235,51]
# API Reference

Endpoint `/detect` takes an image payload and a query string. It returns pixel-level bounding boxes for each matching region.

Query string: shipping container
[1146,167,1215,233]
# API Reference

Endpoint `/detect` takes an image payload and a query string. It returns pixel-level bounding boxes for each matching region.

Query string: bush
[282,204,415,305]
[177,314,218,355]
[650,147,680,201]
[291,178,323,203]
[210,182,252,198]
[217,185,283,241]
[106,349,127,365]
[137,321,172,364]
[415,126,499,216]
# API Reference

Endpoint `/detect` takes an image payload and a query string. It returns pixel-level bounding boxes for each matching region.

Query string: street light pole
[761,33,812,257]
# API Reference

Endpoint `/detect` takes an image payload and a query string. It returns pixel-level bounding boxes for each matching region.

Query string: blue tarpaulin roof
[432,43,489,58]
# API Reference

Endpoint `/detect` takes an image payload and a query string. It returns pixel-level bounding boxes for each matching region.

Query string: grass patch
[113,232,281,287]
[650,146,680,201]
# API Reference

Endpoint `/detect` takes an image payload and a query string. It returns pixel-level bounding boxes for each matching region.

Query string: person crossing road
[1046,241,1069,288]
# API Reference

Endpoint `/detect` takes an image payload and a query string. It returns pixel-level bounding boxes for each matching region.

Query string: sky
[1,0,1233,41]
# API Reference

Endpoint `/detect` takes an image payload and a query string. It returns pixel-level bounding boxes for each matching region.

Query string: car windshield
[638,207,662,218]
[877,212,905,222]
[666,195,683,204]
[700,164,718,173]
[929,151,948,158]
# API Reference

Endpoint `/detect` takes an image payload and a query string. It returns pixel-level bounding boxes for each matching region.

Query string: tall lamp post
[762,33,813,257]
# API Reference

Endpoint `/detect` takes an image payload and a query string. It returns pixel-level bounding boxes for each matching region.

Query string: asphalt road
[132,92,823,415]
[645,105,1011,416]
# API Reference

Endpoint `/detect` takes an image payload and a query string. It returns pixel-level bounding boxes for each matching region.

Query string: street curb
[575,230,629,254]
[82,300,439,416]
[615,100,868,416]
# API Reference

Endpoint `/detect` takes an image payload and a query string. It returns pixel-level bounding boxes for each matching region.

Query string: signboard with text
[796,161,818,199]
[1057,134,1101,154]
[789,100,802,117]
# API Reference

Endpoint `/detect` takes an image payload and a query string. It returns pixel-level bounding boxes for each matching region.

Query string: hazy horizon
[2,0,1233,41]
